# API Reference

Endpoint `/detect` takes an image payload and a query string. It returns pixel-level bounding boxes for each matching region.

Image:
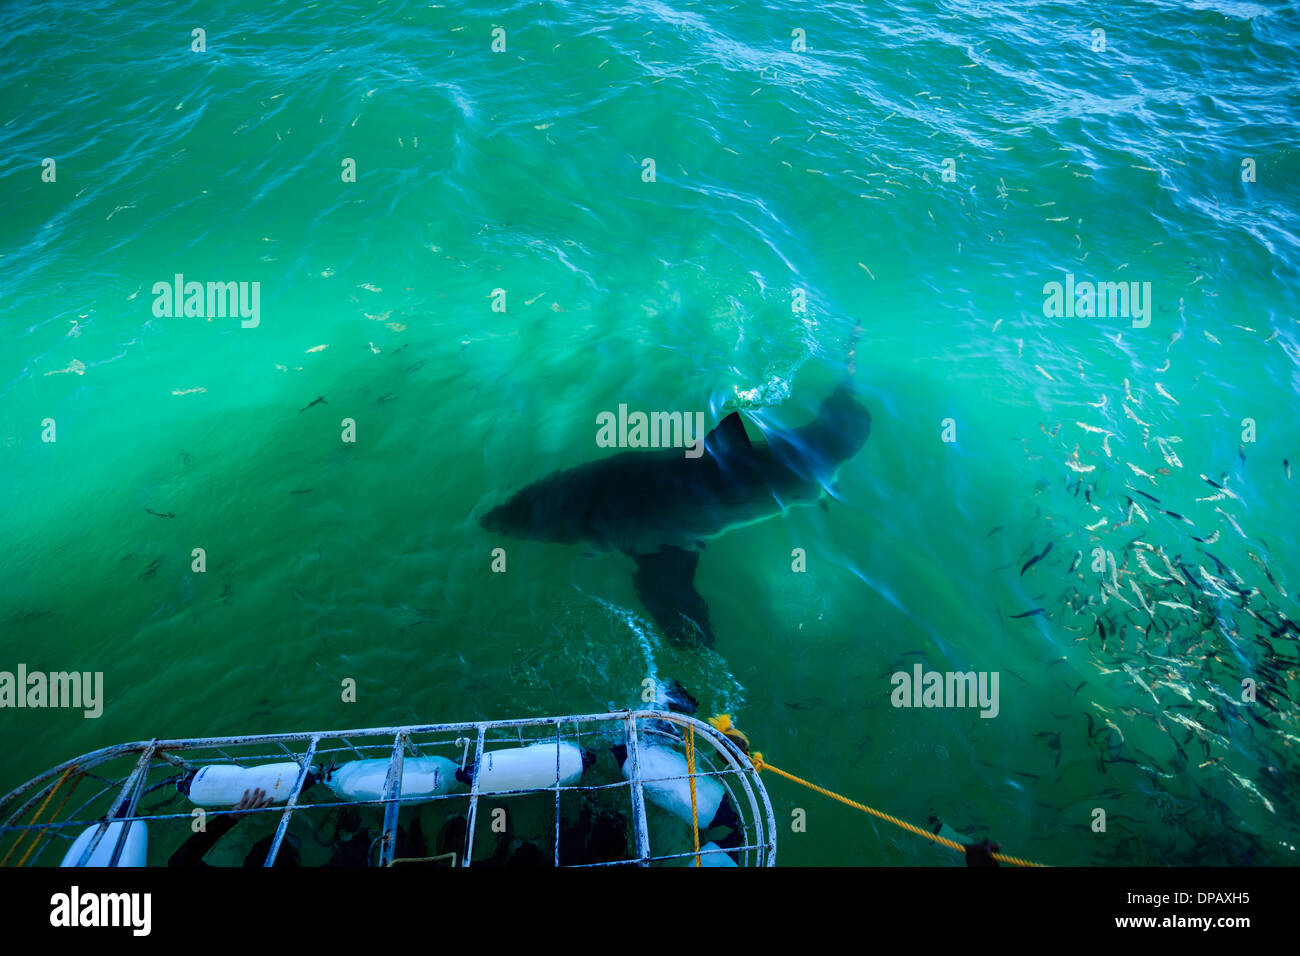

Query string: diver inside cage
[167,788,302,867]
[434,794,632,867]
[317,805,429,866]
[167,788,435,867]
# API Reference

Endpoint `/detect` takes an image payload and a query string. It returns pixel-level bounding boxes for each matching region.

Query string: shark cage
[0,711,777,868]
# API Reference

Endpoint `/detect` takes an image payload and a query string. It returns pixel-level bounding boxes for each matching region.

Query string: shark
[479,381,871,647]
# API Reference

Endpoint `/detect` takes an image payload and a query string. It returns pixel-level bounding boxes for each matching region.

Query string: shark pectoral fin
[630,547,716,648]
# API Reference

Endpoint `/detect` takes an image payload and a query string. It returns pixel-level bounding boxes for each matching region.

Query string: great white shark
[479,381,871,647]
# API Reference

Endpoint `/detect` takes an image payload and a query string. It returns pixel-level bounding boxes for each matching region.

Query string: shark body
[480,383,871,646]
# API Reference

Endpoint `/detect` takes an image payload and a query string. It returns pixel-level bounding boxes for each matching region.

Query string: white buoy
[458,742,590,792]
[615,743,725,828]
[327,755,459,801]
[698,841,738,867]
[60,821,148,867]
[180,762,311,807]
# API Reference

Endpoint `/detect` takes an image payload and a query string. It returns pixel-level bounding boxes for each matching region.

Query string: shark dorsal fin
[705,411,751,458]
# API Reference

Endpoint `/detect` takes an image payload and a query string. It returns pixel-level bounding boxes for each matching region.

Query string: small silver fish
[1155,437,1182,469]
[1102,581,1137,611]
[1156,680,1193,702]
[1123,404,1152,427]
[1216,507,1246,539]
[1136,551,1168,581]
[1127,462,1158,483]
[1130,579,1155,618]
[1227,771,1275,814]
[1197,567,1234,599]
[1122,663,1160,704]
[1158,550,1185,584]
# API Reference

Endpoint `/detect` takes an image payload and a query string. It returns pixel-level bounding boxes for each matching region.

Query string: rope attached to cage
[1,766,80,867]
[708,715,1045,868]
[685,724,701,866]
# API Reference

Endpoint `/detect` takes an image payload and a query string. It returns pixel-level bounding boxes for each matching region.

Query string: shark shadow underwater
[479,380,872,647]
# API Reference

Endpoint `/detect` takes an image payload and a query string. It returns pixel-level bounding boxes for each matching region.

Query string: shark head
[812,383,872,464]
[479,489,538,537]
[770,383,872,484]
[478,471,586,543]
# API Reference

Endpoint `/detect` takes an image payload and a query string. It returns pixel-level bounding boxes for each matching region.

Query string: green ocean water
[2,0,1298,866]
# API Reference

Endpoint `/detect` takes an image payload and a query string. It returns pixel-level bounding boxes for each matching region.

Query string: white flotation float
[613,742,729,829]
[698,841,738,867]
[60,820,148,867]
[457,741,592,792]
[179,762,315,807]
[326,755,459,801]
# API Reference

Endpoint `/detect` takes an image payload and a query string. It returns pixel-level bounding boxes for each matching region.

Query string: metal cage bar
[262,736,317,867]
[74,743,155,867]
[624,714,653,866]
[461,723,487,868]
[376,733,405,868]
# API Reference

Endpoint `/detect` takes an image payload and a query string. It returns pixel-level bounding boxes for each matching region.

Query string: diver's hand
[234,787,273,811]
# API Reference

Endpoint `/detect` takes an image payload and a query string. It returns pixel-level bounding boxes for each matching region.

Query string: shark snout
[479,492,533,536]
[478,506,502,533]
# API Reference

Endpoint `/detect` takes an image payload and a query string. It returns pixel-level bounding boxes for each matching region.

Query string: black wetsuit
[167,814,242,868]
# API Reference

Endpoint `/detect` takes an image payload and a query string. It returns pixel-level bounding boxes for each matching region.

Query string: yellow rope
[18,771,83,867]
[2,766,75,868]
[685,724,701,866]
[745,747,1046,868]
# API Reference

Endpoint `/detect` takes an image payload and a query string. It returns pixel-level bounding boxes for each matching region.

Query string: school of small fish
[1002,323,1297,864]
